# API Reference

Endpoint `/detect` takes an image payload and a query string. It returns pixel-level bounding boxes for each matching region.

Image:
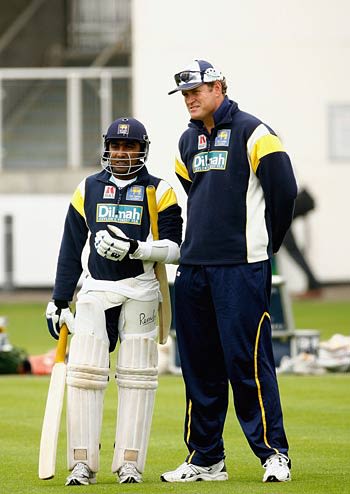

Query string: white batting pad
[112,337,158,474]
[66,334,109,472]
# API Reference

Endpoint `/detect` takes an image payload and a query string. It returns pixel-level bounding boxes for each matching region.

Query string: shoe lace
[264,454,289,468]
[120,463,138,475]
[72,463,91,478]
[181,463,209,475]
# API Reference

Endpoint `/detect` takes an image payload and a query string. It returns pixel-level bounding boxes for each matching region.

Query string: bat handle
[55,324,68,363]
[146,185,159,240]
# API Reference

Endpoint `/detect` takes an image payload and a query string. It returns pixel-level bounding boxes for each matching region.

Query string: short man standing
[161,60,297,483]
[46,117,182,485]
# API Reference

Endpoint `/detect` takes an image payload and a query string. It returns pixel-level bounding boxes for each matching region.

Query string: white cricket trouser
[66,276,160,474]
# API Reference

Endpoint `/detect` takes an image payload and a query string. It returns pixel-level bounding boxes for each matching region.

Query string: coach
[161,59,297,483]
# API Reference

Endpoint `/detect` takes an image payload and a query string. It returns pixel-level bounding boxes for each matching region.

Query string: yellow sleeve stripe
[157,187,178,213]
[176,157,192,182]
[71,184,85,218]
[247,123,285,174]
[250,134,285,173]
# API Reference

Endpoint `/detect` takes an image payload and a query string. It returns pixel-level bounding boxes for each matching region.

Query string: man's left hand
[95,225,138,261]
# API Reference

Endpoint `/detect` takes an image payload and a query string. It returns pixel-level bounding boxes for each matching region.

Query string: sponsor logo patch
[103,185,116,199]
[96,203,143,225]
[215,129,231,147]
[126,185,145,201]
[198,134,207,150]
[192,151,228,173]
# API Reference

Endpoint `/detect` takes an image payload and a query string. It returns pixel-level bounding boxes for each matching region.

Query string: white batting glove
[95,225,135,261]
[46,301,75,340]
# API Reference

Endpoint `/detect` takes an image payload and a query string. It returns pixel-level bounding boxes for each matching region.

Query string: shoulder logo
[215,129,231,147]
[198,134,207,150]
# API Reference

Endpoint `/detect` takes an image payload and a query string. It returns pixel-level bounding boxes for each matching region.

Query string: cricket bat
[38,323,68,480]
[146,185,172,344]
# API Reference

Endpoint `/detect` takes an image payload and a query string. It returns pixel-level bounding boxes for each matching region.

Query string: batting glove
[46,300,75,340]
[94,225,138,261]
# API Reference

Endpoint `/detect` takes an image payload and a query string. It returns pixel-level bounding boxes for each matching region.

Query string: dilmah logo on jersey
[103,185,116,199]
[192,150,228,172]
[198,134,207,150]
[96,204,143,225]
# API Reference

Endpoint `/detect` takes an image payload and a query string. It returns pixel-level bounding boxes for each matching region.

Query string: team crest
[215,129,231,147]
[126,185,145,201]
[198,134,207,150]
[118,123,129,135]
[103,185,116,199]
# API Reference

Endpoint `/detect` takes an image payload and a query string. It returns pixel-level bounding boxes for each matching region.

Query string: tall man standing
[161,60,297,483]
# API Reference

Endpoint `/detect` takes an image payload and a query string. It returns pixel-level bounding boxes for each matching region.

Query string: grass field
[1,296,349,493]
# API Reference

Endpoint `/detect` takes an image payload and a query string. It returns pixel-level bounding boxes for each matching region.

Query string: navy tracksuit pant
[174,260,289,466]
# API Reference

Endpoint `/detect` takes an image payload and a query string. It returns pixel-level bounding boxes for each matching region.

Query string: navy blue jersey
[175,97,297,265]
[53,167,182,301]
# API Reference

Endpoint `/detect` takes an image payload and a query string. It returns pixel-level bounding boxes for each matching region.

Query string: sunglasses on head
[174,70,204,86]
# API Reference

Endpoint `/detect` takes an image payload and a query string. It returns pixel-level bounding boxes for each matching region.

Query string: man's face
[108,139,142,178]
[181,83,223,121]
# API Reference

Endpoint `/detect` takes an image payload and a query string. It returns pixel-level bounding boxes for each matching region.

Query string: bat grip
[146,185,159,240]
[55,324,68,363]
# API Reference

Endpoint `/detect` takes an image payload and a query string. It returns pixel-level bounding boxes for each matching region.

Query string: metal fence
[0,66,132,171]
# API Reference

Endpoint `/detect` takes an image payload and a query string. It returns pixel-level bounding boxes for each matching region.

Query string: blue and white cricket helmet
[168,59,224,95]
[101,117,150,175]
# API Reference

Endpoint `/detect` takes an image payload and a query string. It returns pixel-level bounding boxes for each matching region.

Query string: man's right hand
[46,300,75,340]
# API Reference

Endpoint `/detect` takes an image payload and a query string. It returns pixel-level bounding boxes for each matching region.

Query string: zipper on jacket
[115,186,124,214]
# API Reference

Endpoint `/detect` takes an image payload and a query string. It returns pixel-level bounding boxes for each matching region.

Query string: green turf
[1,302,49,355]
[1,373,349,494]
[292,299,350,341]
[2,299,349,356]
[0,298,349,493]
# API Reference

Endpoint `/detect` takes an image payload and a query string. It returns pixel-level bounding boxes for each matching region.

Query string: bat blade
[39,324,68,480]
[155,263,172,344]
[146,185,172,344]
[38,362,66,479]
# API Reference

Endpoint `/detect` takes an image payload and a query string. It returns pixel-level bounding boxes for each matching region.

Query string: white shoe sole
[65,478,97,486]
[263,475,291,482]
[65,475,97,486]
[161,472,228,482]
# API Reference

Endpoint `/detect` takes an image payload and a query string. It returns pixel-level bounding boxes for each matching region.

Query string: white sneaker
[65,462,96,486]
[262,453,291,482]
[161,460,228,482]
[118,463,142,483]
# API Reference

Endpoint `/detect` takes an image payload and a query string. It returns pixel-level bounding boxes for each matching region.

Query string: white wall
[0,196,69,287]
[132,0,350,288]
[1,1,349,289]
